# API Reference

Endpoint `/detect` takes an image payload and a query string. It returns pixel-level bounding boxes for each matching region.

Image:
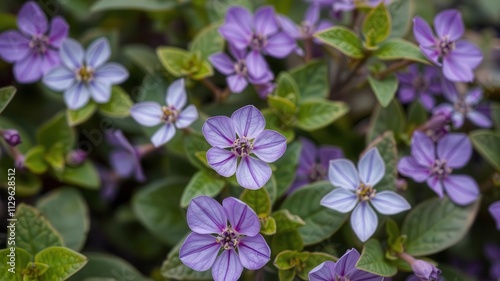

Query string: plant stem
[304,38,313,63]
[331,56,368,99]
[375,60,414,80]
[201,78,229,102]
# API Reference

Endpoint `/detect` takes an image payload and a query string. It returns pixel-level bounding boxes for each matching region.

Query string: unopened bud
[1,129,21,147]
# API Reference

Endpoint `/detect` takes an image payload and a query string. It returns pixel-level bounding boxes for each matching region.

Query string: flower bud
[1,129,21,147]
[412,260,441,281]
[66,149,87,166]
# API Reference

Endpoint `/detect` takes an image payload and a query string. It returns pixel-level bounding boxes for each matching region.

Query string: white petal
[166,79,187,109]
[94,63,129,84]
[85,37,111,69]
[358,148,385,186]
[42,66,76,91]
[328,159,359,191]
[64,83,90,110]
[320,188,358,213]
[130,102,163,126]
[89,81,111,104]
[176,104,198,129]
[370,191,411,215]
[151,124,175,147]
[351,202,378,242]
[60,38,84,70]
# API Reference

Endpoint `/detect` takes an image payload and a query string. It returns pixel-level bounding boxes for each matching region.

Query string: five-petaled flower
[397,65,442,110]
[278,4,332,41]
[106,130,145,182]
[202,105,287,189]
[130,79,198,147]
[0,2,69,83]
[43,37,129,110]
[413,9,483,82]
[309,248,383,281]
[398,132,480,206]
[179,196,270,281]
[320,148,411,242]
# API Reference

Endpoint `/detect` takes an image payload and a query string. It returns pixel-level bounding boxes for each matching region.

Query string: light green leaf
[190,60,214,80]
[91,0,181,12]
[24,146,48,174]
[35,247,87,281]
[367,99,406,143]
[60,161,100,189]
[363,4,391,47]
[275,72,300,104]
[180,170,225,208]
[375,39,430,64]
[366,131,398,191]
[470,130,500,171]
[260,216,277,235]
[44,142,66,173]
[274,141,301,197]
[69,253,150,281]
[22,262,49,279]
[290,60,328,100]
[368,74,399,107]
[356,239,398,277]
[98,87,133,118]
[314,26,365,58]
[66,102,97,126]
[189,22,224,60]
[388,0,412,37]
[240,188,272,217]
[297,100,349,131]
[37,112,76,153]
[0,248,31,281]
[272,209,305,233]
[0,86,16,114]
[274,250,306,270]
[402,197,481,256]
[278,269,295,281]
[268,95,297,118]
[262,109,295,142]
[157,47,191,77]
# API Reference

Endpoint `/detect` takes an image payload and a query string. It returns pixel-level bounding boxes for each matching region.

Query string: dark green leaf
[180,170,225,208]
[368,74,399,107]
[69,253,150,281]
[470,130,500,171]
[274,141,301,197]
[60,161,100,189]
[366,131,398,191]
[367,99,406,143]
[37,112,76,153]
[356,239,398,277]
[290,60,328,100]
[91,0,181,12]
[0,86,16,114]
[184,133,212,170]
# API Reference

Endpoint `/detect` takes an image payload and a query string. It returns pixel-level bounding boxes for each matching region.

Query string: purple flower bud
[412,260,441,281]
[417,112,450,142]
[1,129,22,147]
[66,149,87,166]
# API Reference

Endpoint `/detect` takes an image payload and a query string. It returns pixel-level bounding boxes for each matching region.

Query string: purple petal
[206,147,237,177]
[319,146,344,170]
[426,176,444,198]
[151,124,176,147]
[358,148,385,186]
[85,37,111,69]
[419,93,435,110]
[328,159,359,191]
[442,55,474,82]
[176,105,198,129]
[371,191,411,215]
[309,261,336,281]
[130,102,163,126]
[110,151,134,177]
[248,70,273,84]
[229,44,246,60]
[94,63,129,84]
[451,111,465,128]
[398,156,431,182]
[254,6,278,37]
[43,66,76,91]
[224,6,253,35]
[347,269,382,281]
[436,133,471,168]
[179,232,220,271]
[222,197,260,236]
[106,130,134,151]
[13,52,44,83]
[231,105,265,139]
[336,248,360,276]
[443,175,479,206]
[212,249,243,281]
[299,138,318,170]
[413,17,436,47]
[252,130,286,163]
[421,46,440,65]
[398,87,417,104]
[48,17,69,48]
[320,188,358,213]
[350,202,378,242]
[209,53,235,75]
[40,49,60,75]
[467,111,492,128]
[64,82,91,110]
[441,79,459,102]
[219,24,251,50]
[278,15,300,39]
[60,39,84,70]
[246,51,268,80]
[227,74,248,93]
[305,4,320,26]
[166,79,187,109]
[465,88,483,105]
[236,156,272,189]
[89,81,111,104]
[488,201,500,230]
[202,116,236,148]
[434,9,464,41]
[17,2,48,36]
[238,234,271,270]
[264,32,296,58]
[187,195,227,234]
[411,132,435,167]
[0,31,30,63]
[451,40,483,69]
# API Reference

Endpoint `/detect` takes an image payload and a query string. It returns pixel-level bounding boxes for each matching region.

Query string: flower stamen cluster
[215,226,242,250]
[29,35,50,54]
[356,183,376,202]
[161,106,180,123]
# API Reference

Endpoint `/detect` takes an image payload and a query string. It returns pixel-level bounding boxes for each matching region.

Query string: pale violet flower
[320,148,411,242]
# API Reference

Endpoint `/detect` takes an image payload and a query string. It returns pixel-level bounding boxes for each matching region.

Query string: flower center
[412,75,428,92]
[234,59,248,76]
[161,106,179,123]
[250,33,267,50]
[356,183,376,201]
[215,227,242,250]
[453,98,471,115]
[76,66,94,83]
[232,137,253,157]
[438,37,455,57]
[308,163,326,182]
[29,35,49,54]
[431,159,452,178]
[300,22,313,37]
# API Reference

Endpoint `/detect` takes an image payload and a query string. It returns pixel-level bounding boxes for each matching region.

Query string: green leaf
[363,4,391,47]
[440,264,476,281]
[22,262,49,279]
[240,188,272,217]
[133,178,190,246]
[268,95,297,118]
[189,22,224,60]
[66,102,97,126]
[366,131,398,191]
[272,230,304,253]
[367,99,406,143]
[388,0,412,38]
[190,60,214,80]
[274,141,301,197]
[0,85,16,114]
[375,39,430,64]
[278,269,295,281]
[297,252,337,280]
[275,72,300,104]
[184,133,212,169]
[35,247,87,281]
[470,130,500,171]
[356,239,398,277]
[24,145,48,174]
[98,87,133,118]
[386,219,404,253]
[272,209,305,233]
[123,44,160,75]
[60,161,100,189]
[314,26,365,58]
[44,142,66,173]
[180,170,225,208]
[274,251,336,280]
[260,216,277,235]
[368,74,399,107]
[262,109,295,142]
[297,100,349,131]
[91,0,180,12]
[161,253,212,280]
[407,101,428,126]
[492,103,500,132]
[274,251,306,270]
[290,60,328,100]
[36,187,89,251]
[157,47,191,77]
[13,203,63,255]
[282,181,348,245]
[37,112,75,153]
[69,253,150,281]
[0,248,31,281]
[402,197,481,256]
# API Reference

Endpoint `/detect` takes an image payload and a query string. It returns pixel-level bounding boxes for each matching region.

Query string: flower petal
[451,40,483,69]
[434,9,464,41]
[236,156,272,190]
[60,38,84,70]
[43,66,76,91]
[227,74,248,93]
[351,202,378,242]
[467,111,492,128]
[94,63,129,84]
[130,102,163,126]
[176,104,198,129]
[224,6,253,35]
[219,24,251,50]
[413,16,436,47]
[347,269,383,281]
[426,176,444,198]
[238,234,271,270]
[319,146,344,170]
[85,37,111,69]
[48,17,69,48]
[442,55,474,83]
[0,31,30,63]
[210,53,235,75]
[246,51,268,81]
[110,150,134,177]
[436,133,471,168]
[488,201,500,231]
[212,249,243,281]
[264,32,296,58]
[222,197,260,236]
[278,15,300,39]
[411,131,435,166]
[397,156,431,182]
[254,6,278,37]
[88,81,111,104]
[166,79,187,109]
[305,3,320,26]
[179,232,220,271]
[320,188,358,213]
[371,191,411,215]
[231,105,265,139]
[187,195,227,234]
[207,147,237,177]
[17,2,48,36]
[420,46,440,65]
[13,52,44,83]
[252,130,286,163]
[358,148,385,186]
[151,124,175,147]
[64,82,91,110]
[328,159,359,191]
[398,87,417,104]
[299,138,318,171]
[202,116,236,148]
[308,261,337,281]
[443,175,479,206]
[335,248,360,276]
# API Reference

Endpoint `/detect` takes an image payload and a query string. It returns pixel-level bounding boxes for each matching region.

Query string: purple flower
[290,138,343,193]
[0,2,69,83]
[254,82,276,99]
[1,129,21,147]
[43,37,129,110]
[309,248,383,281]
[209,45,273,94]
[179,196,270,281]
[130,79,198,147]
[398,132,480,206]
[433,80,491,128]
[413,10,483,82]
[202,105,287,189]
[320,148,411,242]
[417,111,451,142]
[278,4,333,41]
[412,260,441,281]
[489,201,500,231]
[397,65,442,110]
[66,149,87,166]
[106,130,145,182]
[219,6,296,80]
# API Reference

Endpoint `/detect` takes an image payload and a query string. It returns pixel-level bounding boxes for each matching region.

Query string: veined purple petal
[309,261,336,281]
[229,44,247,60]
[451,40,483,69]
[351,202,378,242]
[441,79,459,102]
[465,88,482,105]
[231,105,265,139]
[219,24,251,50]
[413,17,436,47]
[248,69,273,84]
[176,105,198,129]
[94,63,129,84]
[187,196,227,234]
[64,82,91,110]
[236,156,272,189]
[130,102,163,126]
[421,46,440,65]
[207,147,237,177]
[110,150,134,177]
[238,234,271,270]
[442,55,474,82]
[467,111,492,128]
[202,116,236,148]
[328,159,359,191]
[305,4,320,26]
[371,191,411,215]
[443,175,479,206]
[358,148,385,187]
[224,6,253,35]
[212,249,243,281]
[0,31,30,63]
[40,49,60,75]
[210,53,235,75]
[320,188,358,213]
[179,232,220,271]
[85,37,111,69]
[246,51,268,81]
[166,79,187,109]
[48,17,69,48]
[434,9,464,41]
[17,2,48,36]
[89,81,111,104]
[426,176,444,198]
[264,32,296,58]
[222,197,260,236]
[319,146,344,170]
[151,124,175,147]
[227,74,248,93]
[278,15,300,39]
[436,133,471,168]
[488,201,500,230]
[299,138,319,171]
[60,39,84,70]
[398,156,431,182]
[43,66,76,91]
[336,248,360,277]
[13,52,44,83]
[252,130,286,163]
[347,269,383,281]
[411,132,435,167]
[254,6,279,37]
